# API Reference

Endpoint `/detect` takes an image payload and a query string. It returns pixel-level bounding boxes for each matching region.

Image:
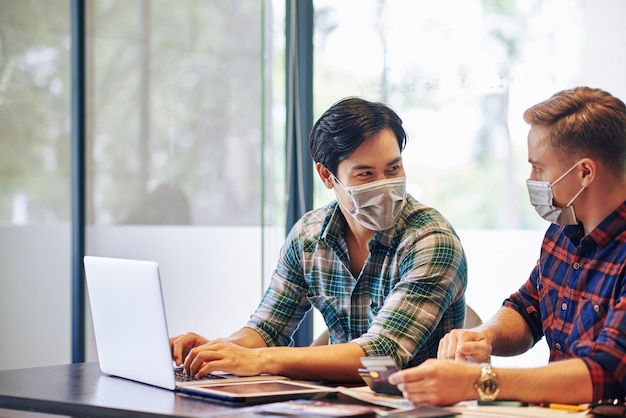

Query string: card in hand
[359,356,402,396]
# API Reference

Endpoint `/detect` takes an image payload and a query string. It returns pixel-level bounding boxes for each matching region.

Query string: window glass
[311,0,626,367]
[0,0,287,368]
[0,0,72,370]
[312,0,626,230]
[0,1,71,225]
[89,0,283,227]
[84,0,286,358]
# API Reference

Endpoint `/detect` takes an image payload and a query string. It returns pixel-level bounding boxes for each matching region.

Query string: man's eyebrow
[351,157,403,171]
[387,157,403,166]
[350,163,375,171]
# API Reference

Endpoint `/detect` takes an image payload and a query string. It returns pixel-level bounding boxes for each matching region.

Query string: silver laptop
[83,256,286,390]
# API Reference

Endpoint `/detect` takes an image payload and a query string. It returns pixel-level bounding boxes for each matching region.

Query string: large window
[2,0,626,370]
[85,0,287,357]
[0,0,287,369]
[311,0,626,367]
[0,1,71,225]
[88,0,282,227]
[0,0,72,370]
[312,0,624,230]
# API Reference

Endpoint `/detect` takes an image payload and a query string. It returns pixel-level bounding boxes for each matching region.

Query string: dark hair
[523,86,626,174]
[308,97,407,174]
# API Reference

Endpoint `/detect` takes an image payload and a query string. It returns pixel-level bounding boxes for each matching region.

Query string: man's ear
[316,163,335,189]
[579,158,596,187]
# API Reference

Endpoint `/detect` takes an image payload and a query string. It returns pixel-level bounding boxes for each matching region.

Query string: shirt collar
[321,202,398,249]
[570,200,626,248]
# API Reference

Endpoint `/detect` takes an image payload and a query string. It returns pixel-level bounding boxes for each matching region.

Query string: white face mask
[526,161,585,225]
[333,176,407,231]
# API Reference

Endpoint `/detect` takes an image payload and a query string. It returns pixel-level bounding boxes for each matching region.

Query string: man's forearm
[496,359,593,404]
[225,329,366,382]
[259,342,366,382]
[224,327,269,348]
[478,307,535,357]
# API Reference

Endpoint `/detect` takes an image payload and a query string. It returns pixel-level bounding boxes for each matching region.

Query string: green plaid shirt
[246,195,467,368]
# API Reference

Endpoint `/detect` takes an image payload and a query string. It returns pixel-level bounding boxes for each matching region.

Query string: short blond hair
[523,87,626,174]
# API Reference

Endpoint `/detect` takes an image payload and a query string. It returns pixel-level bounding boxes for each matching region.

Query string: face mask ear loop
[550,161,581,186]
[565,186,586,207]
[332,175,357,215]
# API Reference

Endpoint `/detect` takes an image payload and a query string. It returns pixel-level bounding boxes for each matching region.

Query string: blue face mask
[333,176,407,231]
[526,161,585,225]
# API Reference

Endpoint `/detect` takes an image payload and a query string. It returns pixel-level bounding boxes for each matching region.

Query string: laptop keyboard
[174,366,226,382]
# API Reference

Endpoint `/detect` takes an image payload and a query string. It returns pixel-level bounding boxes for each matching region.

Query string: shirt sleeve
[578,285,626,400]
[244,219,311,347]
[502,262,545,345]
[351,227,467,368]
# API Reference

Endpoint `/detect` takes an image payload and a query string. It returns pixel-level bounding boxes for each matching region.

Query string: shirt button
[555,343,562,350]
[561,302,567,310]
[594,305,600,312]
[573,263,580,269]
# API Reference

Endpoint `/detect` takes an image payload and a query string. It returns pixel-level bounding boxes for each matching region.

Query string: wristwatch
[475,363,500,401]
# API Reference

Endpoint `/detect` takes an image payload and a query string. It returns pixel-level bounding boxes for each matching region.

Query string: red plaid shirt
[504,201,626,401]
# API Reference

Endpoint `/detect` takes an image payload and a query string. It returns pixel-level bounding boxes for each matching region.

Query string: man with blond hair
[390,86,626,406]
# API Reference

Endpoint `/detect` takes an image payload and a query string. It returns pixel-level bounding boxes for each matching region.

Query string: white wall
[0,226,283,370]
[0,226,72,370]
[83,226,284,361]
[457,229,549,367]
[0,226,550,371]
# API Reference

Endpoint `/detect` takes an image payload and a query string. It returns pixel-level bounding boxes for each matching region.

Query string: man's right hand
[437,329,492,362]
[169,332,209,367]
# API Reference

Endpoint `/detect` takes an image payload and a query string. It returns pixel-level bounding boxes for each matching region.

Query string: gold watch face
[477,378,498,395]
[476,363,499,401]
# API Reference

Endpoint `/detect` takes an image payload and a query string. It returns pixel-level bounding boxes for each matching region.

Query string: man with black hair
[171,97,467,382]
